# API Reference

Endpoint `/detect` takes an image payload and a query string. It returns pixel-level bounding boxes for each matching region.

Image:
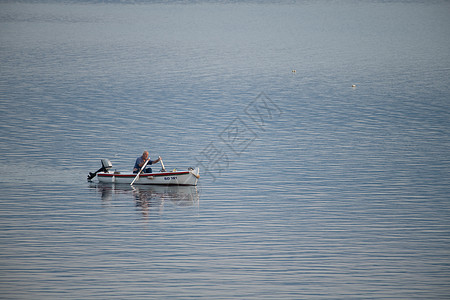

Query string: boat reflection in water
[90,183,200,218]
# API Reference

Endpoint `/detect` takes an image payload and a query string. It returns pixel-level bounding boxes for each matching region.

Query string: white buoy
[352,84,356,88]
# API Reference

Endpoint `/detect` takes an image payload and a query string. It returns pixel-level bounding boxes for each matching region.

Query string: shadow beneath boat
[89,183,200,218]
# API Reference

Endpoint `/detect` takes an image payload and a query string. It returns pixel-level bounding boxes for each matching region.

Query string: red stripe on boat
[98,171,190,177]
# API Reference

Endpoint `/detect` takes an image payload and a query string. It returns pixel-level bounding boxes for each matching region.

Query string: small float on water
[87,158,200,186]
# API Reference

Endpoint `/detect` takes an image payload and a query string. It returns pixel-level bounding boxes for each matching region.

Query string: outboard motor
[87,159,112,181]
[101,159,112,171]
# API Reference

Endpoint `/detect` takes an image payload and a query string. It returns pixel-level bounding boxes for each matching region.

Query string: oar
[130,159,150,186]
[159,156,166,172]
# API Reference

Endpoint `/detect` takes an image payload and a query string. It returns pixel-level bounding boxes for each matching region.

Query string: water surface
[1,0,450,298]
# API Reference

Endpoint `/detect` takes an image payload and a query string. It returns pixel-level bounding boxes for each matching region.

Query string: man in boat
[133,151,161,174]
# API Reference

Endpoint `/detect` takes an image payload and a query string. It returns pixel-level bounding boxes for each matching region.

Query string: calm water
[1,0,450,298]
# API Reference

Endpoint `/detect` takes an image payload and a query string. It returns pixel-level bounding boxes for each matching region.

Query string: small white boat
[88,159,200,186]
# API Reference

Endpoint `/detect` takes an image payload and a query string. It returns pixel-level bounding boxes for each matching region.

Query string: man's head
[142,151,149,160]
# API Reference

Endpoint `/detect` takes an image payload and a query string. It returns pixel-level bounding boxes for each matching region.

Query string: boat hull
[97,168,199,186]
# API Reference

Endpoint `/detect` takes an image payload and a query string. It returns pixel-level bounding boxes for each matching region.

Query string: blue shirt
[134,156,152,171]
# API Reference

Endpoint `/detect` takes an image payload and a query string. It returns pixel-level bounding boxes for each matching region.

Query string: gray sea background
[1,0,450,298]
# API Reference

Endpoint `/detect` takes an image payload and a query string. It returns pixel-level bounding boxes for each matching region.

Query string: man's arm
[151,156,161,165]
[138,158,147,167]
